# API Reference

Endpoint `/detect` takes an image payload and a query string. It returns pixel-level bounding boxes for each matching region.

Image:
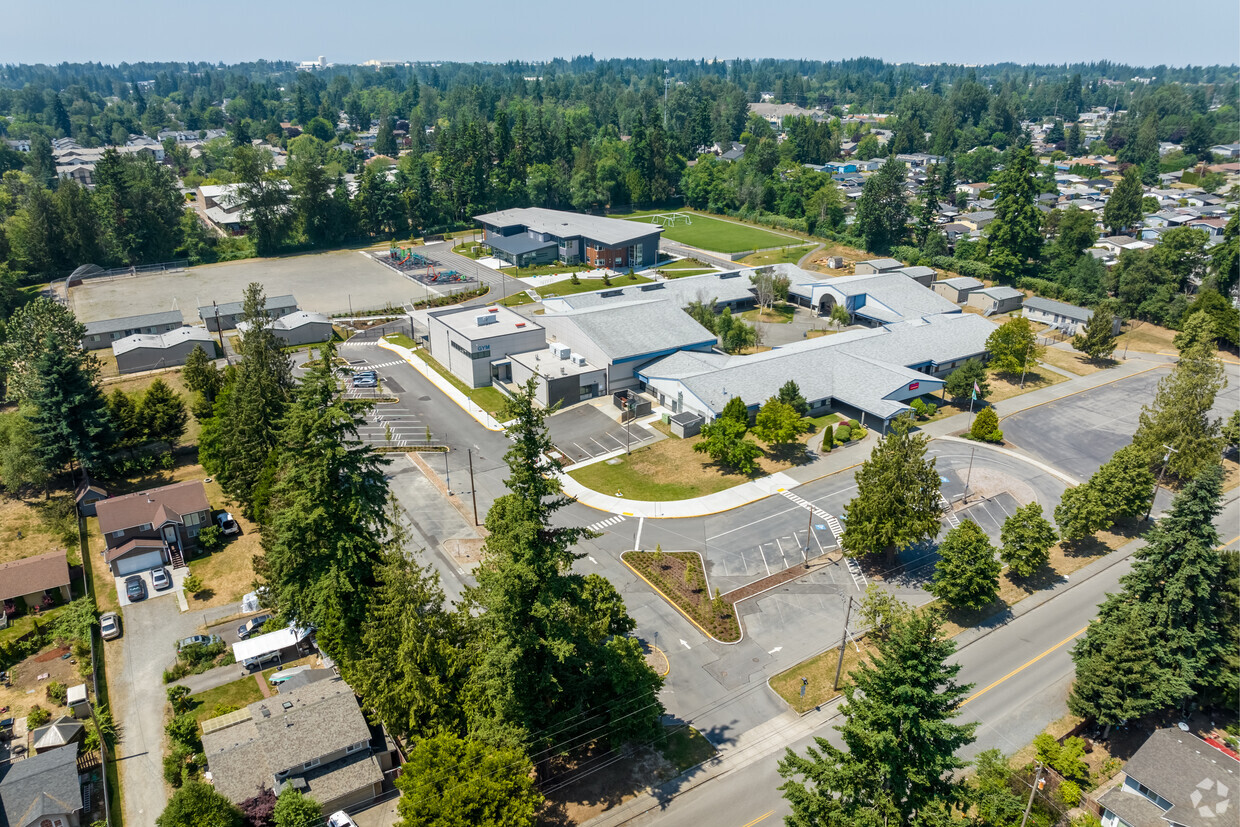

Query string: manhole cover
[752,658,760,663]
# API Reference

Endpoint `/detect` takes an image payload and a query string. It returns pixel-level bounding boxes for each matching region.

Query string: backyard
[623,213,798,254]
[187,676,264,724]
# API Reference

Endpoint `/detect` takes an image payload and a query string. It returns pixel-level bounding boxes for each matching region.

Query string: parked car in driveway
[151,567,171,591]
[242,650,281,672]
[125,575,147,602]
[215,511,240,535]
[327,812,357,827]
[176,634,220,652]
[237,614,272,640]
[100,611,121,640]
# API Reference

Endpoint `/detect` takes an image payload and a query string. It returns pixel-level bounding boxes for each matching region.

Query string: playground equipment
[387,245,432,270]
[382,244,477,286]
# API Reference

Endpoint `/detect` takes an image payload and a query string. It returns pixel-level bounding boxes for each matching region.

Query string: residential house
[0,550,72,613]
[958,210,997,231]
[1096,236,1153,255]
[198,294,299,331]
[966,286,1023,316]
[94,480,211,575]
[1023,297,1121,336]
[931,276,984,303]
[112,326,217,374]
[1098,728,1237,827]
[81,310,184,350]
[1186,217,1227,239]
[1209,143,1240,158]
[201,677,396,814]
[0,744,84,827]
[940,222,974,241]
[237,310,333,347]
[74,482,108,517]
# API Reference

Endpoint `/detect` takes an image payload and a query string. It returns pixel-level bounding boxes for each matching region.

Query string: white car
[215,511,240,535]
[327,813,357,827]
[99,611,121,640]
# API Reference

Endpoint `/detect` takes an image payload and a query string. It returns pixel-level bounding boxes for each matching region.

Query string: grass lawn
[771,636,870,713]
[188,676,265,724]
[738,244,817,267]
[1116,321,1177,354]
[1038,347,1118,376]
[659,257,714,270]
[740,304,796,324]
[961,367,1068,406]
[500,274,653,307]
[0,496,76,565]
[500,262,591,277]
[452,242,485,259]
[804,412,842,432]
[805,329,838,339]
[662,726,717,773]
[658,269,716,279]
[569,429,811,501]
[382,332,418,349]
[626,213,797,254]
[415,350,510,416]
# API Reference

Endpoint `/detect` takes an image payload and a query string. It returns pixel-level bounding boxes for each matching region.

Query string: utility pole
[212,301,227,362]
[1019,337,1033,389]
[833,595,855,690]
[1145,444,1177,521]
[443,448,451,496]
[1019,763,1043,827]
[964,444,977,502]
[467,449,478,526]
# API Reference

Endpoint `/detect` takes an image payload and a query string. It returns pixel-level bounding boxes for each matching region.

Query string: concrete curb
[620,551,743,646]
[376,339,506,432]
[935,435,1082,487]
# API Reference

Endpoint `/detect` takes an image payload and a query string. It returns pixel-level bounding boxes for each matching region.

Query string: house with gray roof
[1099,728,1238,827]
[854,258,905,275]
[81,310,183,350]
[0,743,83,827]
[639,313,996,430]
[784,267,961,326]
[198,294,299,331]
[201,677,395,815]
[112,326,217,374]
[966,286,1024,316]
[1023,297,1120,336]
[932,276,984,303]
[475,207,662,270]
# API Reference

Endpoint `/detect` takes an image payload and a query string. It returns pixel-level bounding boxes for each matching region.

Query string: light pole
[1145,444,1177,521]
[1019,337,1033,389]
[963,444,977,502]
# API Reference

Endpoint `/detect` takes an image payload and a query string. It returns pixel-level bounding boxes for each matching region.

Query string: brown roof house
[0,550,72,613]
[201,677,396,814]
[94,480,211,576]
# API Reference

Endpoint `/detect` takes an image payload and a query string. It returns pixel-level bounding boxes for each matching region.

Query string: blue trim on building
[616,340,717,366]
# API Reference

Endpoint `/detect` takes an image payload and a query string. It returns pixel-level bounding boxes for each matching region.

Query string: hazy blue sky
[5,0,1238,67]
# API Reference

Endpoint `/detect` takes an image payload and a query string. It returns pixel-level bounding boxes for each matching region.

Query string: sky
[3,0,1238,68]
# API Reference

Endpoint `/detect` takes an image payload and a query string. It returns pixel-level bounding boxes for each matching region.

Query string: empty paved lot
[70,249,420,323]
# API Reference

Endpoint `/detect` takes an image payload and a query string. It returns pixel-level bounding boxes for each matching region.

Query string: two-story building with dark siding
[474,208,662,271]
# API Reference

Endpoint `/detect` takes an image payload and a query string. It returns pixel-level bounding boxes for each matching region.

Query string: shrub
[46,681,67,706]
[1058,780,1082,807]
[835,424,851,442]
[970,407,1003,443]
[182,574,204,595]
[852,426,867,440]
[166,712,203,752]
[27,705,51,728]
[196,525,224,553]
[167,685,191,713]
[847,419,860,429]
[570,273,581,285]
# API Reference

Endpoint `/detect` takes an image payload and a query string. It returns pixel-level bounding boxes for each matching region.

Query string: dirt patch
[958,467,1037,506]
[0,645,88,723]
[1038,348,1118,377]
[538,741,689,826]
[623,551,740,642]
[33,645,71,663]
[443,537,484,568]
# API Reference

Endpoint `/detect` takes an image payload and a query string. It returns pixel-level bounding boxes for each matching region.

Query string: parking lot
[70,248,420,322]
[547,405,661,463]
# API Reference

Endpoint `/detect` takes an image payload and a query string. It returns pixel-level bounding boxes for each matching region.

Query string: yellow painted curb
[646,643,671,677]
[621,552,742,645]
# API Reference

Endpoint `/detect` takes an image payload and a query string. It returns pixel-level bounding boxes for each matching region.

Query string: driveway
[109,594,202,826]
[547,405,660,463]
[113,566,188,608]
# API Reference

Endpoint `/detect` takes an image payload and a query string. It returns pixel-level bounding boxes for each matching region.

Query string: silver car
[151,567,172,591]
[99,611,121,641]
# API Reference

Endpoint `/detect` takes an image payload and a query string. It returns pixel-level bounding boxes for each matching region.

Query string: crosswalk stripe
[586,514,627,533]
[939,493,961,528]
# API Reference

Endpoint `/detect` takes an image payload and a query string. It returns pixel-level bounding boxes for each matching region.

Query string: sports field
[626,213,798,254]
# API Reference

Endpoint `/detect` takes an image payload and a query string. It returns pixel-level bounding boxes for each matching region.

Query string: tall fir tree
[854,157,910,253]
[985,138,1041,282]
[1131,333,1226,480]
[258,341,391,663]
[778,610,976,826]
[929,520,1002,611]
[915,164,941,248]
[1102,167,1143,237]
[25,340,112,481]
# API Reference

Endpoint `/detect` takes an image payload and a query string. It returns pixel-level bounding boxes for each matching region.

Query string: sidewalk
[377,338,506,431]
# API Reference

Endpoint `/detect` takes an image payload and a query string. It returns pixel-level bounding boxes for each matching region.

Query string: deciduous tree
[694,416,763,474]
[985,316,1043,376]
[753,398,804,446]
[1054,484,1110,544]
[394,733,542,827]
[272,788,320,827]
[930,520,1001,611]
[969,407,1002,443]
[156,781,243,827]
[842,414,942,566]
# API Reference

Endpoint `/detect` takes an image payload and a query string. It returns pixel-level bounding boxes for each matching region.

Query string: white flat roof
[231,626,311,661]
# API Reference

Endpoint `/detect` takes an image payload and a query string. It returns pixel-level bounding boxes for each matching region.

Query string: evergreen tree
[394,733,542,827]
[182,345,221,402]
[1072,305,1118,360]
[778,610,975,826]
[985,139,1041,282]
[930,520,1002,611]
[25,338,111,480]
[1131,333,1226,480]
[720,395,750,425]
[915,164,941,248]
[466,380,663,758]
[944,359,989,406]
[777,380,810,417]
[374,113,398,157]
[344,551,468,740]
[841,414,942,567]
[969,407,1002,443]
[1208,214,1239,296]
[232,144,290,255]
[138,378,188,448]
[855,156,910,253]
[217,284,292,515]
[1102,167,1143,236]
[258,341,391,663]
[999,502,1057,578]
[1065,122,1083,156]
[0,297,88,404]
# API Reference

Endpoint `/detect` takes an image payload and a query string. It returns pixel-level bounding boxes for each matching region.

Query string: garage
[108,541,167,576]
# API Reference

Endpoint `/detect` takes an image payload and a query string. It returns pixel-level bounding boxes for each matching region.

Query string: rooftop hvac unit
[571,353,586,366]
[476,314,498,326]
[550,343,571,360]
[560,366,567,375]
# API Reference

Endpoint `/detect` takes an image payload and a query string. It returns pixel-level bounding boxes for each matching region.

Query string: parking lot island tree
[999,502,1058,578]
[841,414,942,567]
[929,519,1002,612]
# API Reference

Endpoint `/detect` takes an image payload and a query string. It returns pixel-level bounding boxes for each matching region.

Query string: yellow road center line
[962,626,1088,707]
[739,811,775,827]
[1220,534,1240,549]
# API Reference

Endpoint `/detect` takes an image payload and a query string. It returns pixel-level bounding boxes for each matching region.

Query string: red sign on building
[908,382,920,391]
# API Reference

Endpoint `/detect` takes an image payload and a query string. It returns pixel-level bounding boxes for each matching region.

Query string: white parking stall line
[939,492,961,528]
[572,442,594,459]
[844,556,868,590]
[756,544,772,577]
[590,437,611,453]
[606,431,628,450]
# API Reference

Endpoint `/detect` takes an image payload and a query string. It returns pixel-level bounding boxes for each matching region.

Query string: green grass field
[626,214,797,254]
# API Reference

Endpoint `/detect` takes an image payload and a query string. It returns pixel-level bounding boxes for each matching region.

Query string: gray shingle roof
[198,294,298,319]
[111,325,215,356]
[237,310,331,334]
[0,743,82,827]
[787,268,961,324]
[83,310,183,336]
[975,286,1023,300]
[474,207,662,247]
[1116,729,1239,827]
[858,257,904,271]
[543,300,716,362]
[1023,297,1093,322]
[1097,787,1167,827]
[940,276,984,289]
